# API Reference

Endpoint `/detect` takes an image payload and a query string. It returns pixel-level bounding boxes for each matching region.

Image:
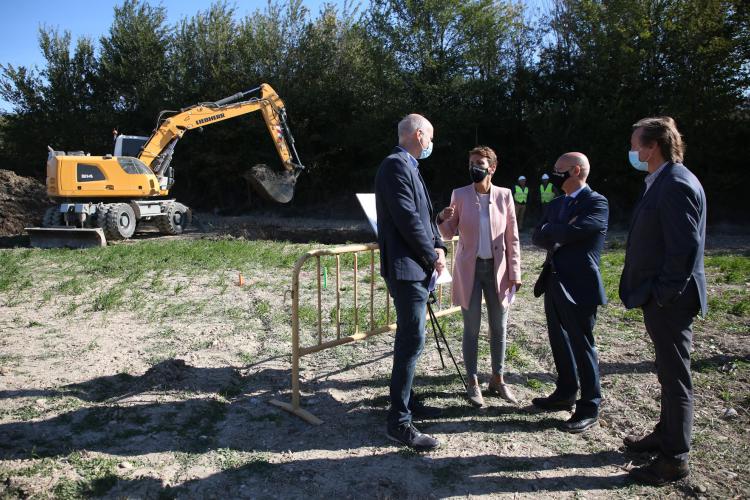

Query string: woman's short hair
[469,146,497,166]
[633,116,685,163]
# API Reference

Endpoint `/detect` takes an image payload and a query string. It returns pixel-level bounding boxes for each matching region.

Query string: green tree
[99,0,171,135]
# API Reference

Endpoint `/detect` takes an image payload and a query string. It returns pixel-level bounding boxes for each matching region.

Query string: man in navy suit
[620,117,707,485]
[531,152,608,433]
[375,114,446,450]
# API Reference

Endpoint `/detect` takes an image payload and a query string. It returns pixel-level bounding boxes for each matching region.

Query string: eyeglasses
[554,164,578,173]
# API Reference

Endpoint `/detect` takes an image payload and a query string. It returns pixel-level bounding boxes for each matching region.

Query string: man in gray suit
[619,117,707,486]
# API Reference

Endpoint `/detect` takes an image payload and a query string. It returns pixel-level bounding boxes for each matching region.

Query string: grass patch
[705,252,750,284]
[526,377,544,390]
[0,250,34,292]
[53,452,119,498]
[8,404,43,421]
[57,277,87,295]
[237,351,255,365]
[599,251,625,302]
[708,289,750,319]
[13,457,56,477]
[92,287,125,311]
[505,342,528,368]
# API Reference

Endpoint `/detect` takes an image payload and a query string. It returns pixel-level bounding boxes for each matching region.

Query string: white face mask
[417,129,433,159]
[628,150,649,172]
[419,140,433,159]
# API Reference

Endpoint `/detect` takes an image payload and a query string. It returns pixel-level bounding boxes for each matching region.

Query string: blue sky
[0,0,548,112]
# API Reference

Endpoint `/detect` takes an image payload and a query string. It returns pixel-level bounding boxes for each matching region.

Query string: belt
[477,257,493,262]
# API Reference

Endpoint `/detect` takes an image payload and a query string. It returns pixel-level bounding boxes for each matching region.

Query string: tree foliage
[1,0,747,221]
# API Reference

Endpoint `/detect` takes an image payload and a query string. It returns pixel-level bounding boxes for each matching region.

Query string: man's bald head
[397,113,434,159]
[555,152,590,180]
[398,114,432,142]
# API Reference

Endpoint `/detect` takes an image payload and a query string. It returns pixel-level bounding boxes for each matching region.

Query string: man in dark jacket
[620,116,707,486]
[375,114,446,450]
[532,152,608,434]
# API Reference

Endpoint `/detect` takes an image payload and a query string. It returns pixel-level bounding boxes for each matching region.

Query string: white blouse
[477,193,492,259]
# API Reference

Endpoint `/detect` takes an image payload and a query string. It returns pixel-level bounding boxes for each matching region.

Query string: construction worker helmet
[518,175,526,181]
[541,173,550,180]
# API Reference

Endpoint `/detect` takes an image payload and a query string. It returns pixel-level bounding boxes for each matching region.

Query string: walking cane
[427,291,467,390]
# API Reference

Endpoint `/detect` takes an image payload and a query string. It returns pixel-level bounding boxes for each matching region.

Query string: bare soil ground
[0,221,748,499]
[0,170,51,237]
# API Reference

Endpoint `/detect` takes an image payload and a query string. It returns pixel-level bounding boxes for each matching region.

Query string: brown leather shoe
[623,432,660,453]
[629,456,689,486]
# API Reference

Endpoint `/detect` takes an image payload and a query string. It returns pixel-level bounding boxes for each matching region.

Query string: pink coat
[438,184,521,309]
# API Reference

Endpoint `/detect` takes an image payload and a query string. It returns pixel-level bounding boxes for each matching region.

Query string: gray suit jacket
[619,162,707,315]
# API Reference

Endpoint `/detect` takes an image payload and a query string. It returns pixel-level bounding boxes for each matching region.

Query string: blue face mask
[419,140,433,160]
[628,150,649,172]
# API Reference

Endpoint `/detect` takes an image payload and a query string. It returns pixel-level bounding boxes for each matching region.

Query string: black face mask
[469,165,490,183]
[549,170,570,190]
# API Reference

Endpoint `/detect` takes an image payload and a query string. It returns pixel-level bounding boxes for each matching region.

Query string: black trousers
[544,273,601,417]
[642,281,700,462]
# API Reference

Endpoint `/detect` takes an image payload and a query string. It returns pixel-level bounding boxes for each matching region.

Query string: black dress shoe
[386,423,440,451]
[629,455,689,486]
[623,432,660,453]
[561,414,598,433]
[532,394,575,412]
[409,399,442,420]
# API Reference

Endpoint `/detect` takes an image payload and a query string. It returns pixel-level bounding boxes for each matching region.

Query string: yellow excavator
[27,83,304,248]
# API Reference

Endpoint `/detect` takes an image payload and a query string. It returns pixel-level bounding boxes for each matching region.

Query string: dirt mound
[0,170,51,236]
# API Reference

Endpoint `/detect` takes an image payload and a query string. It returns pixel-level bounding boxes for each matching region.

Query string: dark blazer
[375,147,446,281]
[619,162,707,315]
[532,186,609,306]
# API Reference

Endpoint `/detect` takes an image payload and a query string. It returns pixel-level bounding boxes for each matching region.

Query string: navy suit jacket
[619,162,707,315]
[375,147,446,281]
[532,186,609,306]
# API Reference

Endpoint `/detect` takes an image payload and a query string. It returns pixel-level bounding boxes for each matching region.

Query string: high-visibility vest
[514,185,528,204]
[540,183,555,203]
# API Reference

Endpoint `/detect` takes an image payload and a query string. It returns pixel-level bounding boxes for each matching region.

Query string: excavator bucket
[245,164,297,204]
[26,227,106,249]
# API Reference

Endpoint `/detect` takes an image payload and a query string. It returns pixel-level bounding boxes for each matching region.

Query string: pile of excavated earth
[0,170,51,236]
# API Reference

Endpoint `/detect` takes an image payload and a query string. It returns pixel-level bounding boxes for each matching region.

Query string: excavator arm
[138,83,304,203]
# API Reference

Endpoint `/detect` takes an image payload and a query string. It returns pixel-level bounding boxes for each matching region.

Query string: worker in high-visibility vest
[513,175,529,230]
[539,173,557,214]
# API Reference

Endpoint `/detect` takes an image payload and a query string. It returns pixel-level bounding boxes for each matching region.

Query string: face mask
[549,169,570,190]
[628,150,649,171]
[417,129,433,160]
[469,165,489,183]
[419,140,433,160]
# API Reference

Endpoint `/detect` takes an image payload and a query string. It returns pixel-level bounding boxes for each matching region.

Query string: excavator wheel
[42,206,63,227]
[156,202,191,235]
[245,164,297,204]
[105,203,136,240]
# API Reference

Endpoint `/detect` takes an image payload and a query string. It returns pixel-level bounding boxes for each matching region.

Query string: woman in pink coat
[437,146,522,407]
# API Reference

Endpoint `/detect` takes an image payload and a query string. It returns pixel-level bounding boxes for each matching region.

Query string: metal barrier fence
[270,237,460,424]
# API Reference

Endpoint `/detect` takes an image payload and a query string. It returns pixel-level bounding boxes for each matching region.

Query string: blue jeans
[386,277,429,428]
[461,259,508,378]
